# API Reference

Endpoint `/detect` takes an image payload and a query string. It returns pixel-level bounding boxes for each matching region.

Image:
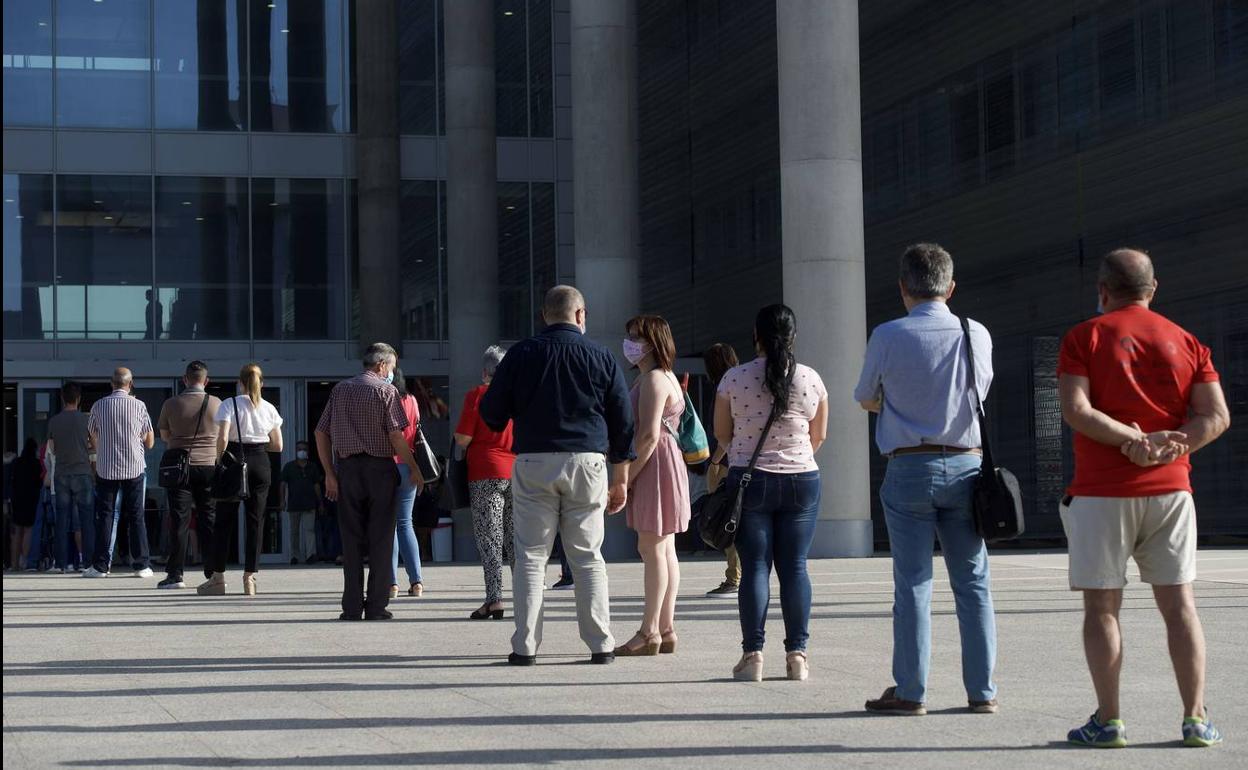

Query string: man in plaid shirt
[316,342,424,621]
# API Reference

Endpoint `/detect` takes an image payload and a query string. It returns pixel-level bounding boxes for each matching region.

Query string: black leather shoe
[590,652,615,665]
[364,610,393,621]
[508,653,537,666]
[339,611,362,621]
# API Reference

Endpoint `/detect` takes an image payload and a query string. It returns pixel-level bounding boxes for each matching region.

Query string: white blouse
[215,396,283,444]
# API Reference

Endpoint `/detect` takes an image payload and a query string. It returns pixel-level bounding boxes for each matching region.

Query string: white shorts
[1058,492,1197,590]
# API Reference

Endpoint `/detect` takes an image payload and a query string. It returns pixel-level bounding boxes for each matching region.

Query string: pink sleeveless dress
[626,381,692,536]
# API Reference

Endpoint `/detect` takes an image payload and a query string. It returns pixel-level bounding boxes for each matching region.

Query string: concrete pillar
[570,0,640,348]
[355,0,402,356]
[776,0,873,557]
[444,0,497,560]
[571,0,640,560]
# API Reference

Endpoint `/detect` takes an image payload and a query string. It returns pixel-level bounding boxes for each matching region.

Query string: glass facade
[2,0,53,127]
[249,0,348,133]
[154,0,247,131]
[56,0,151,129]
[399,180,444,340]
[2,174,54,339]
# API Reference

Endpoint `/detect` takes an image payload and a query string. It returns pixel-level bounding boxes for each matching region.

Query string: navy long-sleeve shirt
[479,323,636,464]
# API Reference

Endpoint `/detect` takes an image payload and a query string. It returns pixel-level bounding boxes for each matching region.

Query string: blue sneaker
[1183,714,1223,747]
[1068,713,1127,748]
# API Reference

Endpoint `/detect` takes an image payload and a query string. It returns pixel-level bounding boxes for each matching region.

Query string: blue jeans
[882,453,997,703]
[93,475,149,572]
[391,463,423,585]
[25,488,52,568]
[732,468,821,653]
[54,474,94,569]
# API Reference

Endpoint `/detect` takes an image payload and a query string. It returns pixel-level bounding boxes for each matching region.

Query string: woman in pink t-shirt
[714,304,828,683]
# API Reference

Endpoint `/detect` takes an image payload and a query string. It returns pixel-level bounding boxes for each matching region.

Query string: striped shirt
[88,390,153,480]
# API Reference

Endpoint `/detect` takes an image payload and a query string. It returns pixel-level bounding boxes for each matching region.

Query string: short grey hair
[110,367,133,390]
[1099,248,1155,300]
[899,243,954,299]
[543,285,585,321]
[362,342,398,369]
[482,345,507,378]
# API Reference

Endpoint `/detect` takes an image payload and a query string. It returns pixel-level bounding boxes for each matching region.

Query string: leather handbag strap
[230,395,245,447]
[738,364,796,489]
[959,317,996,470]
[189,392,210,442]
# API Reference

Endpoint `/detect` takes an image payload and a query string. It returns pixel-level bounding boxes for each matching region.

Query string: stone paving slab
[3,549,1246,768]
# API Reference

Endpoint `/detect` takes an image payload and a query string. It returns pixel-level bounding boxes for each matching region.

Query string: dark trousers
[166,465,217,580]
[93,475,148,573]
[338,455,399,617]
[209,444,272,574]
[316,509,342,559]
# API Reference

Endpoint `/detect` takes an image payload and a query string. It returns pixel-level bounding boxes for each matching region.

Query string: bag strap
[189,392,210,443]
[231,395,244,447]
[959,317,995,470]
[738,363,796,489]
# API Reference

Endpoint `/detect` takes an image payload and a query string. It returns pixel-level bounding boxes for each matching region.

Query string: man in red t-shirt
[1057,248,1230,749]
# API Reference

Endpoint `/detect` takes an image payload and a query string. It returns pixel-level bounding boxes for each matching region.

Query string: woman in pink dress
[613,315,691,656]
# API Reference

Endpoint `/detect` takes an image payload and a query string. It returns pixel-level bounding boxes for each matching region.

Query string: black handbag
[411,424,442,483]
[444,444,470,510]
[159,392,210,489]
[211,396,250,502]
[698,368,792,551]
[961,317,1025,542]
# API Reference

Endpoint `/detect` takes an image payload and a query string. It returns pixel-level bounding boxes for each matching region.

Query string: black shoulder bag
[159,393,210,489]
[211,396,250,502]
[961,317,1025,542]
[698,367,793,551]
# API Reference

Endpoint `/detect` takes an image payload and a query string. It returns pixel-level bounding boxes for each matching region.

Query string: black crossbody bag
[211,396,251,502]
[159,393,210,489]
[698,367,793,551]
[961,317,1025,542]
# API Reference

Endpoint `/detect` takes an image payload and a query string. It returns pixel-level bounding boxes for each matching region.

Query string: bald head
[543,285,586,326]
[111,367,133,391]
[1098,248,1156,304]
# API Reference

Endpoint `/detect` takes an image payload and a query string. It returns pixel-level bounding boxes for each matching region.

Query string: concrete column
[444,1,498,415]
[355,0,402,355]
[570,0,640,348]
[776,0,873,557]
[571,0,640,561]
[444,0,497,560]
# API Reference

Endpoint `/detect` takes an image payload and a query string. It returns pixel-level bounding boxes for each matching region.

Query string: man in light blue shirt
[854,243,998,717]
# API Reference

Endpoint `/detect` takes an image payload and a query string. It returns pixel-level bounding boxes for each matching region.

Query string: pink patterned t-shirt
[717,358,827,473]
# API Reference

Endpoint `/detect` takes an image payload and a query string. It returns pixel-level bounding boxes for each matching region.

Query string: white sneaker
[57,567,67,574]
[82,567,109,578]
[135,567,154,579]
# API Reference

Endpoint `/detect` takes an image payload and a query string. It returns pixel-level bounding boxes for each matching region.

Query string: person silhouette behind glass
[145,289,164,340]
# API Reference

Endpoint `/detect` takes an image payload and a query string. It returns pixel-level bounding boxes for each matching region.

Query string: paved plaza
[3,550,1246,768]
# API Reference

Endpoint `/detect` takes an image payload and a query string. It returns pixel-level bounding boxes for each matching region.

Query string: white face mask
[296,450,309,461]
[622,339,650,365]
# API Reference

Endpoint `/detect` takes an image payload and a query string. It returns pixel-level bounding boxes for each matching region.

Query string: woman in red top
[454,345,516,620]
[390,367,425,598]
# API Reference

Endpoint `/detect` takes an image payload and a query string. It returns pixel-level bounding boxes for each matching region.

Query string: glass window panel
[55,175,153,340]
[56,0,151,128]
[528,0,553,137]
[437,0,446,136]
[154,177,249,340]
[400,180,442,340]
[252,178,346,340]
[2,174,54,339]
[496,0,528,136]
[3,0,53,126]
[531,182,556,310]
[498,182,529,338]
[1057,17,1095,133]
[1098,20,1137,117]
[155,0,247,130]
[250,0,346,133]
[399,0,437,134]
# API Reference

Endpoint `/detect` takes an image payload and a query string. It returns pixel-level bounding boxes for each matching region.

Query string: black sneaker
[157,576,186,590]
[590,652,615,665]
[508,653,537,666]
[364,610,393,621]
[290,557,299,565]
[552,576,574,590]
[706,581,739,597]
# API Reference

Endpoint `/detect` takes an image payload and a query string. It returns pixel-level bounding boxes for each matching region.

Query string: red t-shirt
[392,394,420,464]
[1057,305,1219,497]
[455,385,516,482]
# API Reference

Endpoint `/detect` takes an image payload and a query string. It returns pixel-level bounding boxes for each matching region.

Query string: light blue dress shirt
[853,301,994,456]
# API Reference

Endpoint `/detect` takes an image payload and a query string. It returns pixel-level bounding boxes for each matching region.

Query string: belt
[889,444,982,459]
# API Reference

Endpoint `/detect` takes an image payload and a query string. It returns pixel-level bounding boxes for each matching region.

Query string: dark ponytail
[754,304,796,412]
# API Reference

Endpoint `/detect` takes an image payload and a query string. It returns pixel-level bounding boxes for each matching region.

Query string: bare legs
[624,532,680,647]
[1082,584,1208,722]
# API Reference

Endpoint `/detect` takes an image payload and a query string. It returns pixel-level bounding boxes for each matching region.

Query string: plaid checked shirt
[316,371,409,459]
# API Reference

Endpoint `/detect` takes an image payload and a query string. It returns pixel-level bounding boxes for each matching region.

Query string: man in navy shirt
[481,285,635,665]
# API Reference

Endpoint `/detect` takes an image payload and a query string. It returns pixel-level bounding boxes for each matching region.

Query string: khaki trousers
[510,452,613,656]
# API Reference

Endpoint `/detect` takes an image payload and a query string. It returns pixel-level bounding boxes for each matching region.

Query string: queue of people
[2,246,1229,748]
